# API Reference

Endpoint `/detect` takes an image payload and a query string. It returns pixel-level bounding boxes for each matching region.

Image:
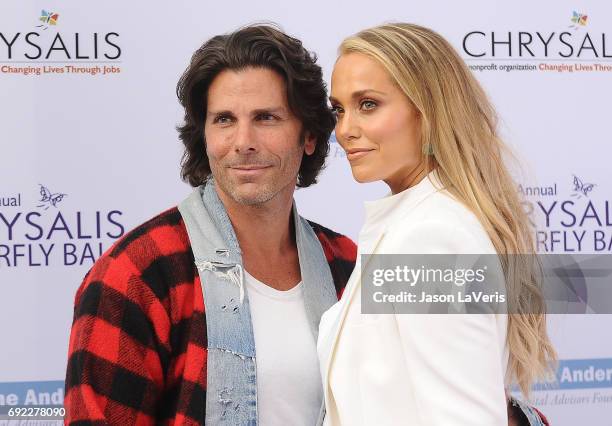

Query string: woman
[317,23,556,426]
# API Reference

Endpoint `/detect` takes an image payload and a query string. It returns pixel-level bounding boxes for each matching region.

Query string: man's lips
[228,165,272,177]
[346,148,375,161]
[230,165,271,170]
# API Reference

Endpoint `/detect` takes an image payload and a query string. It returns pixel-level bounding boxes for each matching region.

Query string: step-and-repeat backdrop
[1,1,610,424]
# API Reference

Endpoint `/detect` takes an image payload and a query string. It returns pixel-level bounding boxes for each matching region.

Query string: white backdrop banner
[1,0,611,424]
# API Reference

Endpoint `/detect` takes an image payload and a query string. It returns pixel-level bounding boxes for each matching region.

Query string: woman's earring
[422,143,434,156]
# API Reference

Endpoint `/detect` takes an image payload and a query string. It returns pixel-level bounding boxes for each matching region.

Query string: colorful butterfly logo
[37,184,67,210]
[36,10,59,30]
[571,175,595,199]
[569,11,588,30]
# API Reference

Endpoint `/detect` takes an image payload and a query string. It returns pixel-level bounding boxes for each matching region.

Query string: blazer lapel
[322,229,386,415]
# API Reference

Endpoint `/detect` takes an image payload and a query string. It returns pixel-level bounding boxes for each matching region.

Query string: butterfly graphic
[571,175,595,199]
[36,10,59,30]
[569,11,588,30]
[37,184,67,210]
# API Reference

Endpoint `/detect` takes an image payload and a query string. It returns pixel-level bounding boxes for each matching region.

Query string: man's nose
[232,121,258,153]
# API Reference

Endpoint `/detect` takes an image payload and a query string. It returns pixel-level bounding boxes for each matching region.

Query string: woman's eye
[331,105,343,115]
[360,100,377,111]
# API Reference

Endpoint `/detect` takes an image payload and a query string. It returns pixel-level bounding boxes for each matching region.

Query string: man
[64,25,355,425]
[64,24,549,426]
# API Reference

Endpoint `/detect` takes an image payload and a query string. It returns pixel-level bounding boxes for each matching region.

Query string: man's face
[204,67,315,206]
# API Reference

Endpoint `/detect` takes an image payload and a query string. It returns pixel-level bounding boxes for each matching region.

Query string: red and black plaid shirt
[64,207,357,425]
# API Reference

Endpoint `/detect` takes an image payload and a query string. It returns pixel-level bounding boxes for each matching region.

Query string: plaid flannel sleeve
[64,208,203,425]
[309,220,358,298]
[64,252,166,425]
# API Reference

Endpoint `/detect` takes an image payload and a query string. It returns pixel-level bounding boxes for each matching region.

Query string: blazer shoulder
[388,192,496,254]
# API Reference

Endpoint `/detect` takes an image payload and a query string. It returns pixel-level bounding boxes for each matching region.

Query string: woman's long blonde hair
[339,23,556,396]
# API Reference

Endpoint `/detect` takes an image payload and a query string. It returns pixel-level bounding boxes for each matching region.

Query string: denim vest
[178,181,338,425]
[510,396,548,426]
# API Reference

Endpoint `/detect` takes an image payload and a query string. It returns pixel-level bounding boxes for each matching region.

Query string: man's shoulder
[78,207,195,301]
[107,207,190,260]
[307,220,356,297]
[100,207,191,266]
[307,219,356,262]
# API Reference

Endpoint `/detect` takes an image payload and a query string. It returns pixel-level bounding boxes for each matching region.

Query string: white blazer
[318,173,509,426]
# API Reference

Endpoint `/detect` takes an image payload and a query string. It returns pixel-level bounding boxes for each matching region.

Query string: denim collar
[178,179,336,424]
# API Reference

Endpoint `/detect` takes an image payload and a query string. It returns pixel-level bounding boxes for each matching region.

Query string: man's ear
[304,132,316,155]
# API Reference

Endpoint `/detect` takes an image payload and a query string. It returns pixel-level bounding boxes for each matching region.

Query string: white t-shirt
[244,270,322,426]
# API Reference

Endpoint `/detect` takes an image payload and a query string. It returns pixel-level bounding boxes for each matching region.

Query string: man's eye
[214,115,233,124]
[360,100,377,111]
[257,113,277,121]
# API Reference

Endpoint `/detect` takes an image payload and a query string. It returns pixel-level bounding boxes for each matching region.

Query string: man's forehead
[207,67,288,105]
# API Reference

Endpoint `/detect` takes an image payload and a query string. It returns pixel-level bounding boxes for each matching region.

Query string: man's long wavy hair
[176,25,335,187]
[339,23,557,397]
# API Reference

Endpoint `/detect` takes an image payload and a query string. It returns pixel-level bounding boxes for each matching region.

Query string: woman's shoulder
[423,188,484,226]
[386,188,496,254]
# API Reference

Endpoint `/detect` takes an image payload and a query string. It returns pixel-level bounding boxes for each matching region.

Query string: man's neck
[216,184,296,259]
[215,183,301,291]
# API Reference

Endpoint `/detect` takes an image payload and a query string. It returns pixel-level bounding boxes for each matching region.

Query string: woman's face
[330,52,423,194]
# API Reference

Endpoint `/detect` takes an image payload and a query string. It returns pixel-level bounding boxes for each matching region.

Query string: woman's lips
[346,149,374,161]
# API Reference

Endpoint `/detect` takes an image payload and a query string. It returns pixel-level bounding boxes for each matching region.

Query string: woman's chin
[350,170,377,184]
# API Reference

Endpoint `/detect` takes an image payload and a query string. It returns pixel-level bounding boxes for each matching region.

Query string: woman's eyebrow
[330,89,388,104]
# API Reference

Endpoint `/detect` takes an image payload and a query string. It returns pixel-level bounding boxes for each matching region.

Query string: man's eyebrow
[251,107,287,115]
[206,107,287,117]
[329,89,387,104]
[206,109,233,118]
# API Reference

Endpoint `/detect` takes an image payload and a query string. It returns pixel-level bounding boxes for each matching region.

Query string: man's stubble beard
[219,176,278,206]
[208,136,305,207]
[210,162,298,207]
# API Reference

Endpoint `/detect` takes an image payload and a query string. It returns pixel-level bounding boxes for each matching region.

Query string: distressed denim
[510,396,548,425]
[178,180,337,425]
